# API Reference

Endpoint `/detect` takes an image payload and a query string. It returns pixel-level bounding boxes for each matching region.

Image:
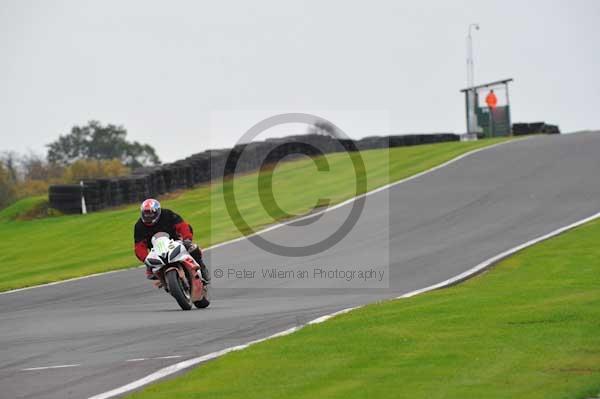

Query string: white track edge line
[204,137,532,250]
[396,210,600,299]
[89,212,600,399]
[89,207,600,399]
[22,364,81,371]
[0,267,142,296]
[1,138,527,297]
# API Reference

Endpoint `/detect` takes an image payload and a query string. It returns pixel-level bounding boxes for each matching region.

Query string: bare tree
[20,152,63,181]
[0,151,20,181]
[308,121,337,136]
[0,160,16,209]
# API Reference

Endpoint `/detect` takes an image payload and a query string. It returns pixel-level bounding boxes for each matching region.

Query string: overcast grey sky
[1,0,599,162]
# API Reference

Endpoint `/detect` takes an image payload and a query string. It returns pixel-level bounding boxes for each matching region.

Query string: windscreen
[151,233,171,255]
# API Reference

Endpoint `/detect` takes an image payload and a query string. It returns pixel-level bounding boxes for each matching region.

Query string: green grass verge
[0,138,508,292]
[127,214,600,399]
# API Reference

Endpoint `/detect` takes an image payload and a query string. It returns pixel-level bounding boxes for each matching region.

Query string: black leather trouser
[184,242,211,282]
[188,245,204,267]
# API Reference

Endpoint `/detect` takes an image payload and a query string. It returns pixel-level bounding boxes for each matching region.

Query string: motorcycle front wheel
[166,269,192,311]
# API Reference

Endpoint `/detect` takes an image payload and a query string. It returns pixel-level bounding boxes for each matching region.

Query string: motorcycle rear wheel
[166,269,192,311]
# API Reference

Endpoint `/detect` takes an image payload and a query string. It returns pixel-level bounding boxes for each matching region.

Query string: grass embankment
[0,138,508,292]
[0,196,49,223]
[128,215,600,399]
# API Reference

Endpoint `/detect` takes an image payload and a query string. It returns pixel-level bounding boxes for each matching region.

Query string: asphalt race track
[1,132,599,399]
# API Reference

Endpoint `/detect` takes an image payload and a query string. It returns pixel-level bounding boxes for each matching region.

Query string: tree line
[0,121,160,210]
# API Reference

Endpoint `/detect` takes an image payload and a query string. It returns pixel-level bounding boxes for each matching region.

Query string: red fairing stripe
[174,222,193,241]
[183,257,199,269]
[135,241,149,262]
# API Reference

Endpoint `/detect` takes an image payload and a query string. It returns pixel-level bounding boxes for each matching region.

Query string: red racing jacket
[134,208,194,262]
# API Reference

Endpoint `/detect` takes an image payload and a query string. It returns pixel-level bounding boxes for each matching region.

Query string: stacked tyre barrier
[49,185,85,214]
[512,122,560,136]
[48,133,459,214]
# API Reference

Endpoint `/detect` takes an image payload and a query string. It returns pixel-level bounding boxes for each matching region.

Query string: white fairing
[144,233,191,273]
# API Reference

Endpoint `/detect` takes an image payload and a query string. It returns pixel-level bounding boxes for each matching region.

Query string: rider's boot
[185,241,211,284]
[145,267,158,280]
[197,259,211,285]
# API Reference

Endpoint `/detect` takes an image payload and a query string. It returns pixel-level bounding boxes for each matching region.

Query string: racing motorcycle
[144,232,210,310]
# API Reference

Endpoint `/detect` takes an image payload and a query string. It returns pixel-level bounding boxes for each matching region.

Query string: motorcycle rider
[134,198,211,283]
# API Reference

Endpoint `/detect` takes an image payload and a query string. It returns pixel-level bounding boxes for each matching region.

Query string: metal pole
[505,82,512,136]
[466,35,472,89]
[466,23,479,136]
[489,107,494,138]
[467,23,480,89]
[465,91,471,136]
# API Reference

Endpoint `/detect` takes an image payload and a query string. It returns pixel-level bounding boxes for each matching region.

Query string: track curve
[1,132,599,399]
